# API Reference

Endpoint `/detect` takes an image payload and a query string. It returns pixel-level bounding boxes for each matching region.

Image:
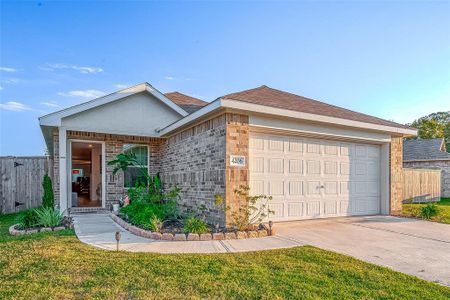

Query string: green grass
[403,198,450,224]
[0,212,449,299]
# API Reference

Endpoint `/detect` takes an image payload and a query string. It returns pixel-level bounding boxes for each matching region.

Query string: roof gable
[61,91,182,137]
[403,138,450,161]
[221,85,411,130]
[39,83,188,127]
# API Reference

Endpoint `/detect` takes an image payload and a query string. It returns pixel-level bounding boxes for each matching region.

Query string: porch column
[58,128,68,214]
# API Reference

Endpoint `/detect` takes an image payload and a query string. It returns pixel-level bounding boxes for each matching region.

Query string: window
[122,144,148,188]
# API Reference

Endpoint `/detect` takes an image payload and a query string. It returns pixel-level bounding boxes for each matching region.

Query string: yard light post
[268,221,273,236]
[115,231,121,251]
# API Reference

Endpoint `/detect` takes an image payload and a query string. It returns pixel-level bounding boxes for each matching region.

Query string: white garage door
[249,133,381,221]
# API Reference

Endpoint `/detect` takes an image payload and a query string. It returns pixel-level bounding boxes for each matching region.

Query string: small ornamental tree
[215,185,274,231]
[42,174,55,208]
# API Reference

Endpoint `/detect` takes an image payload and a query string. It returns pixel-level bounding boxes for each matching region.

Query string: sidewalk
[72,214,303,253]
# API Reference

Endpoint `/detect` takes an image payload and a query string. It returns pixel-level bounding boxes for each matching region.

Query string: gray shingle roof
[403,138,450,161]
[221,85,413,130]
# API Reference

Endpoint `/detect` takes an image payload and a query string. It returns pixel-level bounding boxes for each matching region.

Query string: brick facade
[53,130,164,210]
[52,116,406,223]
[225,114,249,224]
[390,137,404,214]
[404,160,450,198]
[160,114,227,226]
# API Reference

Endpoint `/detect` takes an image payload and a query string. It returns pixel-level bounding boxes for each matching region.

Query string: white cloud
[40,101,59,108]
[0,101,31,112]
[164,75,192,81]
[58,90,106,98]
[1,78,22,84]
[71,66,104,74]
[41,63,103,74]
[0,67,18,72]
[115,83,130,89]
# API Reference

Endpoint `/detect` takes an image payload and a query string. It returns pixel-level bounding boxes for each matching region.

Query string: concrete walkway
[72,214,303,253]
[73,213,450,286]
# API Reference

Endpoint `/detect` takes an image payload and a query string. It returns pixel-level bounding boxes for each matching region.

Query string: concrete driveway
[276,216,450,286]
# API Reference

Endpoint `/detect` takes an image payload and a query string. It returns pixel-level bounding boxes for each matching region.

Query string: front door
[69,141,104,208]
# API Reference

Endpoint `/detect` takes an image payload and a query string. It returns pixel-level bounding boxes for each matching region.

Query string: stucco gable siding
[62,92,182,137]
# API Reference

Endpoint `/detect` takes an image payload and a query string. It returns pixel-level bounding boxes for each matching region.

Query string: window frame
[122,143,150,188]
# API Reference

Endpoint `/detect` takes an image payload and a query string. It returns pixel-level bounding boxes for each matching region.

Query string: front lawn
[403,198,450,224]
[0,212,449,299]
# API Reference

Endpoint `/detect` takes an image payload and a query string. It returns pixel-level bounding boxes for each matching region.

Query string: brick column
[390,137,404,215]
[225,113,249,225]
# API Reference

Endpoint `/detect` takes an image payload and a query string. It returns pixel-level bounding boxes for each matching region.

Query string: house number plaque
[230,155,246,167]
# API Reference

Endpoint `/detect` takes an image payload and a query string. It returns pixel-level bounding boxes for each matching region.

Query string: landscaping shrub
[42,174,54,208]
[149,216,163,232]
[16,209,39,229]
[215,185,274,231]
[183,217,209,234]
[420,203,438,220]
[120,201,165,230]
[35,207,62,228]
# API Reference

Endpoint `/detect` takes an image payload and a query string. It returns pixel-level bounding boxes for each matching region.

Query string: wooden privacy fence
[403,168,441,203]
[0,156,53,213]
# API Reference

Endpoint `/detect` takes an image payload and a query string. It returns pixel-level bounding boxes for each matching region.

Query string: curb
[110,213,272,241]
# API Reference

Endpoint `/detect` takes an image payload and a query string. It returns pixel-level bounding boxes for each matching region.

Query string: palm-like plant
[108,152,162,194]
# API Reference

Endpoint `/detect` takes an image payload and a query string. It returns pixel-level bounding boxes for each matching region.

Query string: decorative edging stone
[9,224,66,236]
[110,213,273,241]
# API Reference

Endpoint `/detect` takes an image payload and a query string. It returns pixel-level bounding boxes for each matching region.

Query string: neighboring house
[403,138,450,198]
[39,83,416,225]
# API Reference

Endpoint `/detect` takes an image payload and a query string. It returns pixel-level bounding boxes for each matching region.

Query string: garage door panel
[250,157,264,173]
[307,181,321,195]
[324,200,338,215]
[269,181,284,196]
[340,162,351,175]
[289,181,303,196]
[306,160,321,175]
[268,136,284,152]
[269,203,284,218]
[306,201,321,217]
[324,143,339,156]
[289,159,303,174]
[287,202,304,217]
[269,158,284,173]
[324,181,339,195]
[306,142,321,154]
[340,181,351,195]
[250,136,265,150]
[289,138,304,152]
[324,161,338,175]
[250,133,381,221]
[249,180,265,195]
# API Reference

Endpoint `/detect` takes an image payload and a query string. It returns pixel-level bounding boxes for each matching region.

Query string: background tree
[408,111,450,152]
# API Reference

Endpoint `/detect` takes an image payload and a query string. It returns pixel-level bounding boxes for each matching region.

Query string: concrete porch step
[69,207,110,215]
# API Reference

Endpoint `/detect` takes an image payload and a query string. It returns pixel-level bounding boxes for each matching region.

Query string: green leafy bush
[16,209,39,229]
[35,207,62,228]
[42,174,54,208]
[120,201,166,230]
[183,217,209,234]
[420,203,439,220]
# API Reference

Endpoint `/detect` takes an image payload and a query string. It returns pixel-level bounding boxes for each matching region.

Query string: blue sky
[1,1,449,155]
